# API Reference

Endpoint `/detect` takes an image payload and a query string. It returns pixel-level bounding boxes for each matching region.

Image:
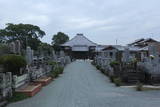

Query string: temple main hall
[61,34,97,59]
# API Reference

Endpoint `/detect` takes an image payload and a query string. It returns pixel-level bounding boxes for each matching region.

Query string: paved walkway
[8,60,160,107]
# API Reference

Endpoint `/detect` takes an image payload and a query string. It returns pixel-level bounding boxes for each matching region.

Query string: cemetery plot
[7,61,160,107]
[16,83,42,97]
[34,77,52,86]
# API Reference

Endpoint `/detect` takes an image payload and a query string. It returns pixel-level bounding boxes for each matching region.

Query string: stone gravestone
[9,40,21,54]
[59,51,65,66]
[26,46,33,65]
[52,50,57,61]
[31,50,34,62]
[60,50,65,57]
[65,56,71,64]
[9,42,16,54]
[15,40,21,54]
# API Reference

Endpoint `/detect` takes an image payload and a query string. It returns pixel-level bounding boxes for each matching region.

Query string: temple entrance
[61,34,97,60]
[72,51,89,59]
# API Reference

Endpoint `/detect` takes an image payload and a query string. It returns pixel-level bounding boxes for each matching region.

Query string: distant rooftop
[61,34,97,47]
[128,38,158,47]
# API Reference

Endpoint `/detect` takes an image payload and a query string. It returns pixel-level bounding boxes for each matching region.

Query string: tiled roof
[138,46,149,51]
[95,45,109,52]
[102,45,126,51]
[61,34,97,47]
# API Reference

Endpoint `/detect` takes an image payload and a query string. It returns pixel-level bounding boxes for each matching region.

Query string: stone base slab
[16,83,42,97]
[34,77,52,86]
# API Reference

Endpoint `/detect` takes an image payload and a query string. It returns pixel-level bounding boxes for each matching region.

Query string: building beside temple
[61,34,97,59]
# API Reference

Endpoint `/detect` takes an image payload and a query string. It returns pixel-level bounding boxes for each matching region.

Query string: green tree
[38,43,53,56]
[0,55,26,75]
[0,23,45,50]
[0,44,10,55]
[51,32,69,51]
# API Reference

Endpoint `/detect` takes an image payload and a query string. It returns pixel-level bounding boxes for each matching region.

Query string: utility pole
[150,33,153,38]
[116,39,118,45]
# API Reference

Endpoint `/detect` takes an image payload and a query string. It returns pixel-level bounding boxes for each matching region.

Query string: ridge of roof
[62,34,97,47]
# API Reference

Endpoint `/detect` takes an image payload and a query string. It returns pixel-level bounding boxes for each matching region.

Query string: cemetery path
[8,60,160,107]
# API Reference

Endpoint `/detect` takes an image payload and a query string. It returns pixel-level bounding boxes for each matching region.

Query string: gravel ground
[8,60,160,107]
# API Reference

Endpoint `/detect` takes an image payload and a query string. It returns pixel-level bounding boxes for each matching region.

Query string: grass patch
[8,92,30,103]
[113,78,122,87]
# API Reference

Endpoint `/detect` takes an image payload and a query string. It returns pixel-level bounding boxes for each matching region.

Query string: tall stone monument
[52,50,57,61]
[26,46,33,65]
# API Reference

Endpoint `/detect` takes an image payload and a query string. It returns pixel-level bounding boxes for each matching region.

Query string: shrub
[96,65,101,70]
[50,70,59,78]
[0,44,10,55]
[109,76,115,83]
[136,82,143,91]
[100,68,105,73]
[113,78,122,87]
[58,67,64,74]
[48,61,57,66]
[50,66,64,78]
[110,61,120,68]
[0,55,26,75]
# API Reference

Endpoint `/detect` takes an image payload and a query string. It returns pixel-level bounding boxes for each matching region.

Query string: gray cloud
[0,0,160,45]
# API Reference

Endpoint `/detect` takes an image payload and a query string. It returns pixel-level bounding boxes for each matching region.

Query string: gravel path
[8,60,160,107]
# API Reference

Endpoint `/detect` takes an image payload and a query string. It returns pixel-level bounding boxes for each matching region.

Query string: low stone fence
[138,60,160,84]
[0,72,12,98]
[12,74,29,89]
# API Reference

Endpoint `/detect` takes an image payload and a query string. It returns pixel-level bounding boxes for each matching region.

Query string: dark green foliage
[38,43,53,56]
[136,82,143,91]
[52,32,69,45]
[113,78,122,87]
[50,70,59,78]
[48,61,57,65]
[57,67,64,74]
[8,92,29,103]
[52,32,69,51]
[50,67,64,78]
[109,76,115,83]
[96,65,101,70]
[110,61,120,67]
[0,55,26,75]
[0,44,10,55]
[100,68,105,74]
[49,61,64,78]
[125,59,138,69]
[0,23,45,50]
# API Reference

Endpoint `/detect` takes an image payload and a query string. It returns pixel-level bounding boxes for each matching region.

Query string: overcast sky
[0,0,160,45]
